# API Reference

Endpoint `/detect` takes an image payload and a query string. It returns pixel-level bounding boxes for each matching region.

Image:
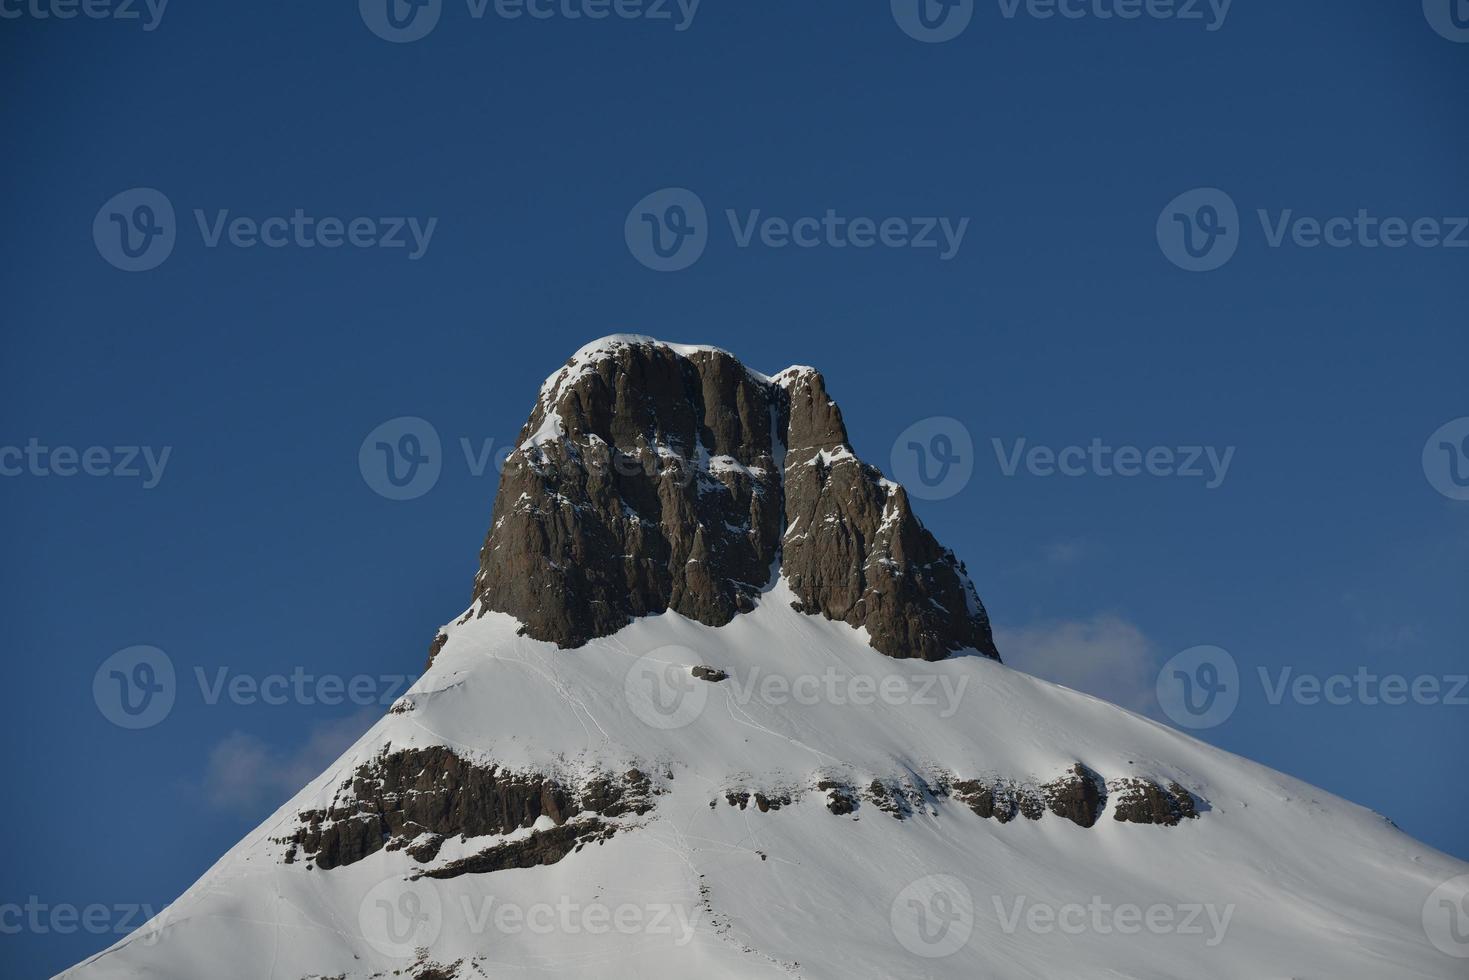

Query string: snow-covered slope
[61,336,1469,979]
[64,579,1467,979]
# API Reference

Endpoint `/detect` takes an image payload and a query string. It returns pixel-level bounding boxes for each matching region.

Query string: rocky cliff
[463,336,999,662]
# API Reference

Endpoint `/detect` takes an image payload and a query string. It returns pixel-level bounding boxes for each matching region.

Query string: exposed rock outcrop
[1109,778,1199,825]
[1042,764,1107,828]
[778,367,999,662]
[951,777,1045,823]
[461,337,999,663]
[416,819,618,880]
[277,747,652,870]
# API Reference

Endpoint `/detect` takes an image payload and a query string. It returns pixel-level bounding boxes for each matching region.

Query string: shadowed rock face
[462,337,999,663]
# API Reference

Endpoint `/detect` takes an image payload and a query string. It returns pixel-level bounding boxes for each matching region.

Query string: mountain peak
[463,337,999,661]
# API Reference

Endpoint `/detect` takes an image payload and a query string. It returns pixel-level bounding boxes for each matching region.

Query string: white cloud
[201,709,378,814]
[995,614,1156,712]
[1041,539,1088,568]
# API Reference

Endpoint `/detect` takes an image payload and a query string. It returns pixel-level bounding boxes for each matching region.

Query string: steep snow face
[63,580,1469,980]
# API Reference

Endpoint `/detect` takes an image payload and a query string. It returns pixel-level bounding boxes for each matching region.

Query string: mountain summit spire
[466,336,999,661]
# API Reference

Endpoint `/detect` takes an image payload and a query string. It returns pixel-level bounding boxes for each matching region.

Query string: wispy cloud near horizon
[200,709,379,815]
[995,614,1157,713]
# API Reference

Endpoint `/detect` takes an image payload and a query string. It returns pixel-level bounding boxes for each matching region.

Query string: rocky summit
[463,336,999,662]
[63,335,1469,980]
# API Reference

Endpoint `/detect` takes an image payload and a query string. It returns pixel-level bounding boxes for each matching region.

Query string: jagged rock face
[779,368,1000,661]
[466,337,999,662]
[1042,764,1108,828]
[277,747,652,871]
[1109,778,1199,825]
[472,341,785,648]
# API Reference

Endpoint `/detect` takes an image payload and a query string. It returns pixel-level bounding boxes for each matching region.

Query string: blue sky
[3,1,1467,975]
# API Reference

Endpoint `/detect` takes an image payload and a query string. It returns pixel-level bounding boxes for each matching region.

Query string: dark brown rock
[426,630,448,670]
[1043,764,1107,828]
[470,341,784,650]
[818,780,858,815]
[753,792,791,812]
[276,747,651,870]
[951,777,1044,823]
[416,819,616,880]
[453,338,999,664]
[1110,778,1199,825]
[692,665,729,682]
[778,368,1000,662]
